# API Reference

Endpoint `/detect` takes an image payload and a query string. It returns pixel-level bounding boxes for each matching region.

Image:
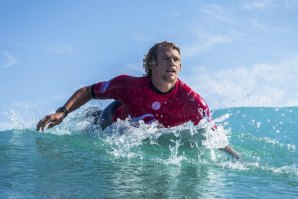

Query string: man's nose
[168,58,175,64]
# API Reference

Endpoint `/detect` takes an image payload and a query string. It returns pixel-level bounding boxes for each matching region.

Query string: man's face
[151,47,181,83]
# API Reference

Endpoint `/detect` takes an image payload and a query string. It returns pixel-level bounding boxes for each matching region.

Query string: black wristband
[91,84,96,99]
[56,107,68,117]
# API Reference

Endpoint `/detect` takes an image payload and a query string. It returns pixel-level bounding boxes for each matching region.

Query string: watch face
[56,107,68,116]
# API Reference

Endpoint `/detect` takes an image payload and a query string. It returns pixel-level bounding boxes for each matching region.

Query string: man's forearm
[223,145,240,159]
[63,86,93,114]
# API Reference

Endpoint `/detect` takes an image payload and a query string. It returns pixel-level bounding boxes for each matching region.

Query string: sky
[1,0,298,130]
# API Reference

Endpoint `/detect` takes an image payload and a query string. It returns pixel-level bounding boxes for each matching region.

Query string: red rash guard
[92,75,211,128]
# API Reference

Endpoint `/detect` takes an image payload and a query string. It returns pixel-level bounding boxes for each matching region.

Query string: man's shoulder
[113,74,147,81]
[110,75,149,89]
[177,78,193,92]
[177,79,204,99]
[177,79,209,108]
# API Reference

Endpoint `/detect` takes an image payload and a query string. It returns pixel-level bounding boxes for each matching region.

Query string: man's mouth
[166,69,176,73]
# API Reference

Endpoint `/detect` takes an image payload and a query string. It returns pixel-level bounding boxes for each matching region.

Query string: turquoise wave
[0,107,297,198]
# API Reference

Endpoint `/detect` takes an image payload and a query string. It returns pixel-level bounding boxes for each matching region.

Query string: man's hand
[36,112,65,131]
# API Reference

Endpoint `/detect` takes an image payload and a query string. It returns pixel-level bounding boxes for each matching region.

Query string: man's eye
[163,57,180,62]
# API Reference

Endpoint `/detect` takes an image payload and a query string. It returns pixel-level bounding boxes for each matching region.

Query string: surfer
[36,41,240,159]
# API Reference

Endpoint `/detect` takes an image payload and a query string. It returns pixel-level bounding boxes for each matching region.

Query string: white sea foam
[272,164,298,176]
[97,116,231,167]
[4,107,233,165]
[214,113,231,123]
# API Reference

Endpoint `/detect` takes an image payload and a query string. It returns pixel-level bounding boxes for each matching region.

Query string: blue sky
[1,0,298,130]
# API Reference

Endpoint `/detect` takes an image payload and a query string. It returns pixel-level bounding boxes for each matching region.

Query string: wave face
[0,107,297,198]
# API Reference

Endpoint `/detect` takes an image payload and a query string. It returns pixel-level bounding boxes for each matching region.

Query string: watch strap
[56,106,68,117]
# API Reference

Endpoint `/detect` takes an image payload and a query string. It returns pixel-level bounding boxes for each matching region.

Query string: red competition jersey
[93,75,211,127]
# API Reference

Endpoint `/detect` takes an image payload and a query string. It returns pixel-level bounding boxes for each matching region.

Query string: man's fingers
[37,115,53,131]
[41,122,46,131]
[37,117,46,131]
[36,113,65,132]
[48,122,58,129]
[43,116,53,131]
[36,120,42,131]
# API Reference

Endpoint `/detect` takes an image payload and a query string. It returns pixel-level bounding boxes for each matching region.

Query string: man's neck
[150,77,177,93]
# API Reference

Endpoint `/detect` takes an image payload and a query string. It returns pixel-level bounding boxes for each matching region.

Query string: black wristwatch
[56,106,68,117]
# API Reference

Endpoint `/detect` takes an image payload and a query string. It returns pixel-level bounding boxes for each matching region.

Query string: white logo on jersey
[151,101,161,110]
[99,80,111,93]
[132,114,155,122]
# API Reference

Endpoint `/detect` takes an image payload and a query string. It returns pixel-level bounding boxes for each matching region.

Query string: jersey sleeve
[91,75,128,100]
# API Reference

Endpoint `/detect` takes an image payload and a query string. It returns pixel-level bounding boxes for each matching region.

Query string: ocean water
[0,107,297,199]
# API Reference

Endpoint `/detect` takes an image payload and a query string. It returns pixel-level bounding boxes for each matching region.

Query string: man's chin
[162,75,177,83]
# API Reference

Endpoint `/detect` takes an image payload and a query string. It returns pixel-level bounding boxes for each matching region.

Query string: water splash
[4,106,297,177]
[3,107,96,135]
[96,116,231,166]
[4,109,37,130]
[3,107,232,165]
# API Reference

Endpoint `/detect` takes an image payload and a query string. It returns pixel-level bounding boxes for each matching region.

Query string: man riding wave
[37,41,239,159]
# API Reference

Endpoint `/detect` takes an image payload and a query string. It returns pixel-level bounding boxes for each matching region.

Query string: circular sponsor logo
[151,101,161,110]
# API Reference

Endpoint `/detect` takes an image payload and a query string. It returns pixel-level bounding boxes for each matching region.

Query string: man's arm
[222,145,240,159]
[36,86,93,131]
